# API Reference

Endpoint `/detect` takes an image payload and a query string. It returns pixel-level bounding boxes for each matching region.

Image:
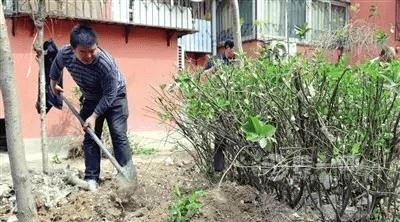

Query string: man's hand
[83,113,98,130]
[50,79,64,95]
[53,85,64,95]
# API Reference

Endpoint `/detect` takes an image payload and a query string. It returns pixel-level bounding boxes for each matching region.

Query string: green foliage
[294,22,310,40]
[370,208,383,221]
[51,154,62,164]
[126,132,156,155]
[162,55,400,160]
[395,214,400,222]
[135,147,159,155]
[157,51,400,220]
[167,186,205,222]
[375,30,388,45]
[241,116,276,150]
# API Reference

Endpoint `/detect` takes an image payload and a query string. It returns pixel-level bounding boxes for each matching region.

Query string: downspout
[212,0,217,55]
[254,0,257,40]
[285,0,289,56]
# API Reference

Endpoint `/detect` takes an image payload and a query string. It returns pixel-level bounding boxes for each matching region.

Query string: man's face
[225,47,235,59]
[73,44,98,65]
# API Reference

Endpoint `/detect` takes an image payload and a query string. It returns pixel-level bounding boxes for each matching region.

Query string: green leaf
[295,22,311,39]
[375,30,388,45]
[263,124,276,138]
[241,116,276,141]
[351,143,360,155]
[318,152,326,161]
[52,154,62,164]
[259,138,268,148]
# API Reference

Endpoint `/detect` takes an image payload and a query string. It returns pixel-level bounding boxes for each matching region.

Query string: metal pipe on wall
[212,0,216,55]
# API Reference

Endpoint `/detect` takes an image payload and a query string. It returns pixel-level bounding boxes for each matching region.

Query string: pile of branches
[313,21,376,53]
[155,54,400,221]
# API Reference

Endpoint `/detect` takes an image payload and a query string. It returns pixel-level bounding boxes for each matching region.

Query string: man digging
[49,24,137,191]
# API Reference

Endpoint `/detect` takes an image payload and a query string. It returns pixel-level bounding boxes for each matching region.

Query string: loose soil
[1,149,314,222]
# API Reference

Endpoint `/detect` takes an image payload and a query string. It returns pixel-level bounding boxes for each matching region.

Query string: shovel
[60,94,132,182]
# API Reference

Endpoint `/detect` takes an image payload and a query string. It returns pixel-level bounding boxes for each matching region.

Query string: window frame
[254,0,349,44]
[396,0,400,41]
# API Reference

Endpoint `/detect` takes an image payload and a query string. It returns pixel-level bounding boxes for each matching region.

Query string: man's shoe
[86,179,98,192]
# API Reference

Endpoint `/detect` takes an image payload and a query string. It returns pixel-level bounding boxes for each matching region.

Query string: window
[255,0,348,41]
[260,0,306,38]
[3,0,15,14]
[396,0,400,40]
[216,1,233,42]
[262,0,286,37]
[310,0,348,40]
[216,0,254,43]
[310,0,330,40]
[288,0,306,38]
[331,4,346,31]
[239,0,254,40]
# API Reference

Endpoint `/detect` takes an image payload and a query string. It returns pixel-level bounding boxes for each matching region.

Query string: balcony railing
[130,0,193,30]
[4,0,194,31]
[178,18,211,53]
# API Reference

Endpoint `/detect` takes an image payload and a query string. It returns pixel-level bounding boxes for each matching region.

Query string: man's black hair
[224,39,234,49]
[70,24,98,49]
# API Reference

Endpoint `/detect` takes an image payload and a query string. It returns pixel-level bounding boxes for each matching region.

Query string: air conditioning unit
[270,40,288,57]
[177,45,185,71]
[263,39,297,61]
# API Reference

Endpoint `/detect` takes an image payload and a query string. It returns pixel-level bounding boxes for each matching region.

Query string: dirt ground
[0,149,314,222]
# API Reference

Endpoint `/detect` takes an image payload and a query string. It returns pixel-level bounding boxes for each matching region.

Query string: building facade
[1,0,197,141]
[181,0,351,70]
[2,0,398,143]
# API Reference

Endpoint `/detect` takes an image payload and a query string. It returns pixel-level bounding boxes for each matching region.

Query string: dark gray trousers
[80,91,132,180]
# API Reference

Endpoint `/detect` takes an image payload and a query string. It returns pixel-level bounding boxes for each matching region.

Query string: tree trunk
[0,2,39,221]
[38,25,48,173]
[231,0,242,52]
[31,0,48,174]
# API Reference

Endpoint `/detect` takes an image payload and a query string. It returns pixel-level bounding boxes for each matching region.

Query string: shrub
[156,53,400,220]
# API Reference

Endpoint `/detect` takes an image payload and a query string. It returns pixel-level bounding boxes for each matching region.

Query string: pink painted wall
[2,17,178,138]
[352,0,396,43]
[351,0,399,62]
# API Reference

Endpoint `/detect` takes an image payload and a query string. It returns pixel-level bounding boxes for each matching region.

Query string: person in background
[203,39,235,75]
[202,39,235,172]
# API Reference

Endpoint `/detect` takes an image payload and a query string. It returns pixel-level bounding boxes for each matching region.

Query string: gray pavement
[0,130,187,184]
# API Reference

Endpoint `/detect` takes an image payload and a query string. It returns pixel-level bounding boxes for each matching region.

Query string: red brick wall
[2,17,178,138]
[185,52,208,71]
[216,40,264,58]
[184,40,265,72]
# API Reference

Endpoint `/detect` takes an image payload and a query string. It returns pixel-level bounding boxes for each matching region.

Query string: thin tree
[0,1,39,221]
[30,0,48,173]
[231,0,242,52]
